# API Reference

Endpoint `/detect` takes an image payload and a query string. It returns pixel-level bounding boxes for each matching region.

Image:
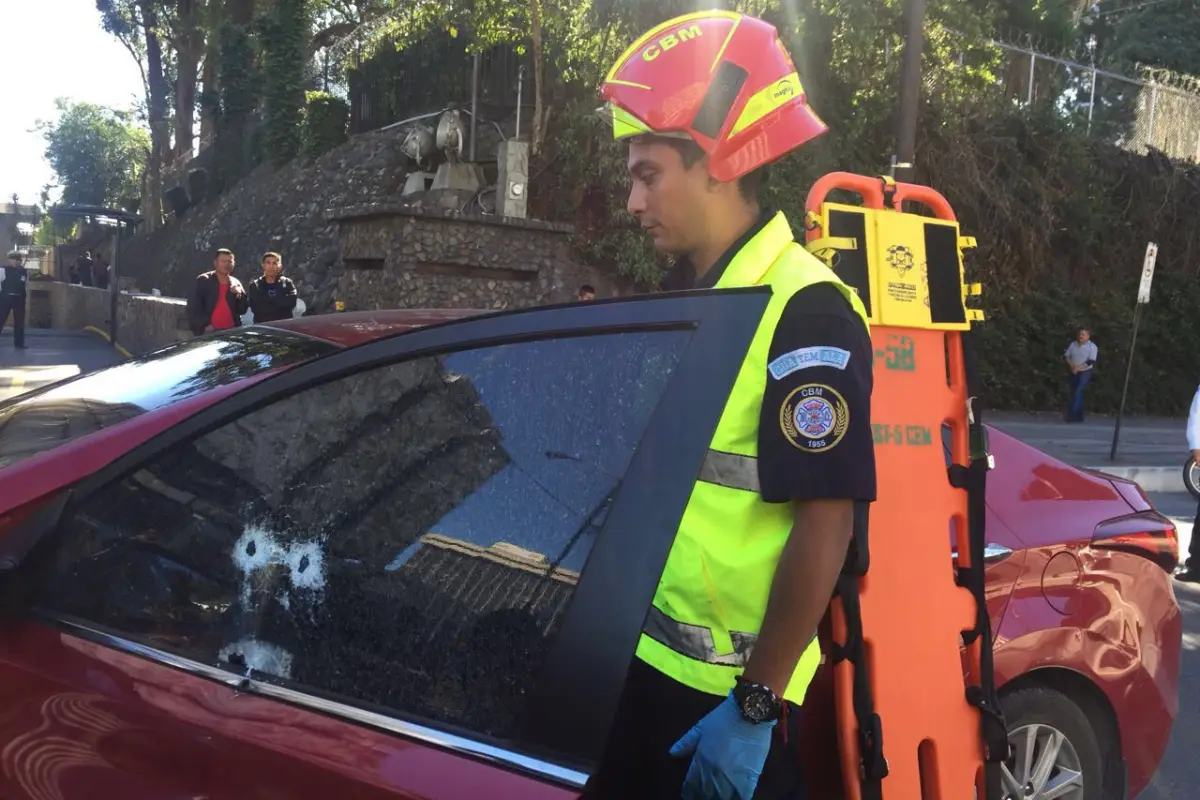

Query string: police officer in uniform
[0,251,29,349]
[586,12,876,800]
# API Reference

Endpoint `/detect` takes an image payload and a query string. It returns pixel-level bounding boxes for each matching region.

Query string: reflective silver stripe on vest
[697,449,760,493]
[644,606,758,667]
[644,607,820,669]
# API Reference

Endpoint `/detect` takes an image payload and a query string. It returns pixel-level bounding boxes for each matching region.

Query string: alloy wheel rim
[1000,722,1085,800]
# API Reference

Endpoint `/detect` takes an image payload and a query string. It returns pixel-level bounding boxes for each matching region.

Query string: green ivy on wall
[259,0,311,166]
[214,20,258,190]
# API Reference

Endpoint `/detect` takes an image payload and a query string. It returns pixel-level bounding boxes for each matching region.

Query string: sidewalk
[988,410,1188,493]
[0,329,122,403]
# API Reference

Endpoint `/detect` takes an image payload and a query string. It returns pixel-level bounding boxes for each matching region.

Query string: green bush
[302,91,349,160]
[922,107,1200,416]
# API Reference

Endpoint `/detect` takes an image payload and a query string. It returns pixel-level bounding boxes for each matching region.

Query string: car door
[0,290,770,799]
[942,425,1026,635]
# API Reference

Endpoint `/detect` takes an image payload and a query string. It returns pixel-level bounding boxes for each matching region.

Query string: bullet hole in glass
[298,554,310,574]
[246,540,257,557]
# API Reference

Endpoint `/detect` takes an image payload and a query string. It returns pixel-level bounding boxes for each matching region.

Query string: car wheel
[1184,455,1200,499]
[1000,686,1104,800]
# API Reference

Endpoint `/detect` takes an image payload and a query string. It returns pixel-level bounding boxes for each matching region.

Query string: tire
[999,686,1105,800]
[1184,455,1200,500]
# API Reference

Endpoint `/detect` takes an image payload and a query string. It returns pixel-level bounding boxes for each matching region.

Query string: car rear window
[0,328,337,470]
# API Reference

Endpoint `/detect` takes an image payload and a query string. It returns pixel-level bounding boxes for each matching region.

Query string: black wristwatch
[732,676,783,724]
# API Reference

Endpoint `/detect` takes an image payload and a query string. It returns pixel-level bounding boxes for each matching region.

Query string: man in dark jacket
[246,251,298,324]
[186,248,249,336]
[75,250,94,287]
[0,251,28,348]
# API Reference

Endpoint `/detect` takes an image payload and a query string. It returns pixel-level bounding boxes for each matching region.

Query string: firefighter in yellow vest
[585,11,876,800]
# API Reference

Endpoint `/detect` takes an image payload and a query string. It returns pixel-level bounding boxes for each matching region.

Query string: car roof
[261,309,486,347]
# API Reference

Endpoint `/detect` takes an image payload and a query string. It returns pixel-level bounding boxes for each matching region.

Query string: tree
[1104,0,1200,76]
[96,0,174,228]
[38,100,150,209]
[260,0,312,165]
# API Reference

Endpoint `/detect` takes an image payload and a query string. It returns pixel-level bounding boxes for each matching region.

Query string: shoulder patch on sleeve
[780,383,850,452]
[768,346,851,380]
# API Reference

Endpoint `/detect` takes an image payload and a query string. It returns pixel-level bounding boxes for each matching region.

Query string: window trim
[41,614,590,789]
[22,288,773,778]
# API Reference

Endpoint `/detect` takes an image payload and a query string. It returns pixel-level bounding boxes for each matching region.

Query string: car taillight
[1092,511,1179,573]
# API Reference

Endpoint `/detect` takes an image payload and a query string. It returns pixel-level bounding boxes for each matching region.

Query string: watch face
[741,688,778,723]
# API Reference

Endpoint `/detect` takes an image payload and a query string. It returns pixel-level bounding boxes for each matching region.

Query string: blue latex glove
[669,691,777,800]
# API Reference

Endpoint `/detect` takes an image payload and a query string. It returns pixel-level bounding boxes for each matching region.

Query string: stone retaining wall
[328,206,614,312]
[30,281,191,355]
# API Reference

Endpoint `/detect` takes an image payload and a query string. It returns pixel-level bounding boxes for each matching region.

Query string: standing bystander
[92,250,110,290]
[577,284,596,301]
[1063,327,1098,423]
[0,251,28,349]
[186,248,249,336]
[246,252,298,323]
[75,250,94,287]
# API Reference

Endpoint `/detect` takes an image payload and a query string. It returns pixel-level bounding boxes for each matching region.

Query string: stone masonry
[328,205,612,311]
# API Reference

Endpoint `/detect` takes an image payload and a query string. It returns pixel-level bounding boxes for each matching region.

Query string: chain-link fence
[982,37,1200,162]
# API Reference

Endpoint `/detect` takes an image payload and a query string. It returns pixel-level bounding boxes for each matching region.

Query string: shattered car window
[34,329,691,749]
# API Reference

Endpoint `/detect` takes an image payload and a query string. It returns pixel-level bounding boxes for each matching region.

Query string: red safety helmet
[599,11,827,183]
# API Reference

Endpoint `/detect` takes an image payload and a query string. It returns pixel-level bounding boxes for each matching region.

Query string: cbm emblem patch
[780,384,850,452]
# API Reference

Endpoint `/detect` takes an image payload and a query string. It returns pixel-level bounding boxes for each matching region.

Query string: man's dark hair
[215,248,234,258]
[579,284,595,295]
[662,137,769,203]
[262,251,282,264]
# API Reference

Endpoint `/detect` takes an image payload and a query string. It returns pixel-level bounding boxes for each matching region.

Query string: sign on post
[1113,241,1158,461]
[1137,242,1158,304]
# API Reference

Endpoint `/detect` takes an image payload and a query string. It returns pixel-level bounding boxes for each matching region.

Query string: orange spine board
[807,174,986,800]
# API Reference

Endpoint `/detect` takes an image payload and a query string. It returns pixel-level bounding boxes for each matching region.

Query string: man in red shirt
[186,248,250,336]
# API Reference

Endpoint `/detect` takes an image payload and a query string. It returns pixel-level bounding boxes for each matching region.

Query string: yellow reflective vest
[636,210,870,704]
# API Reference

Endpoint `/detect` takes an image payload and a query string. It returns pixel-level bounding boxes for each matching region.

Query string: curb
[81,326,133,360]
[1083,465,1184,494]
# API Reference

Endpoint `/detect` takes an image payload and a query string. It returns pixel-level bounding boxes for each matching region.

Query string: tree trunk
[528,0,545,157]
[139,0,171,229]
[174,0,205,161]
[199,49,217,148]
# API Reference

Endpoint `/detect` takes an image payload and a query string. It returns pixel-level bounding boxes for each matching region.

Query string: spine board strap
[832,502,888,800]
[947,331,1009,799]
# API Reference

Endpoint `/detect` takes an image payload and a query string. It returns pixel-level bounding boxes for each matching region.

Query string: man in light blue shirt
[1063,327,1098,423]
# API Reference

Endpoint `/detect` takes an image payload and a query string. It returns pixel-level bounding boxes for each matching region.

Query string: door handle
[950,543,1013,564]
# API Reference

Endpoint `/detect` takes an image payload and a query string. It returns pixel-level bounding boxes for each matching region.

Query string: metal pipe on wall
[469,52,480,161]
[110,223,121,348]
[516,65,525,140]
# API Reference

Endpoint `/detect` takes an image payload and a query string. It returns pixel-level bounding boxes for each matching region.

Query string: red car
[0,295,1180,800]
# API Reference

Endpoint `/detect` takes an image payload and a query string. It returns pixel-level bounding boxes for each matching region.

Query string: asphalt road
[0,329,121,403]
[1132,492,1198,800]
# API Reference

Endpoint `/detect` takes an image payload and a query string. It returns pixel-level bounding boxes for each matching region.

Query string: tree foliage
[303,90,350,158]
[214,18,259,189]
[260,0,313,165]
[38,99,150,208]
